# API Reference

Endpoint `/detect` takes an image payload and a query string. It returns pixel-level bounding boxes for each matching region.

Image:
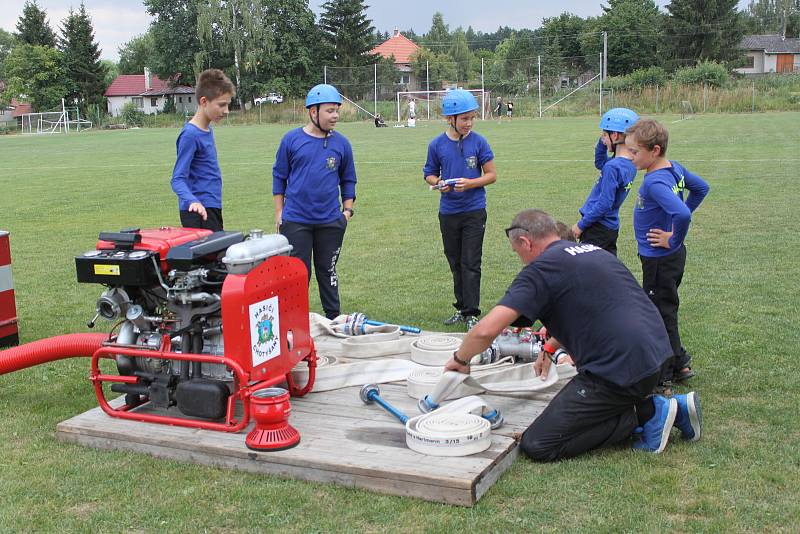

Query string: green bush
[629,66,668,87]
[673,60,730,87]
[120,101,145,127]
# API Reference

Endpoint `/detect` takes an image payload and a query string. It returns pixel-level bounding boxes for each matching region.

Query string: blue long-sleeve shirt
[423,131,494,215]
[594,138,609,170]
[171,123,222,210]
[634,161,710,257]
[273,128,357,225]
[577,156,637,231]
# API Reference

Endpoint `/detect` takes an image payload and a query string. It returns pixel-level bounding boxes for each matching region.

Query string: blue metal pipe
[364,319,421,334]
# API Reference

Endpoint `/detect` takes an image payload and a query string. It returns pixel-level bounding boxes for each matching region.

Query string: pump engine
[74,227,315,432]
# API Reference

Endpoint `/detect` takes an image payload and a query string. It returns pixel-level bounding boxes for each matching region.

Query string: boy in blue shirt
[625,119,710,386]
[171,68,235,231]
[424,89,497,330]
[572,108,639,256]
[273,84,357,320]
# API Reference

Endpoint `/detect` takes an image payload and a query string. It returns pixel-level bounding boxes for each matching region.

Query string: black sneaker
[443,312,464,325]
[465,316,479,330]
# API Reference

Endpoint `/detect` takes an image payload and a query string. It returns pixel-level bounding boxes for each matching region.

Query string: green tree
[540,13,590,71]
[450,28,473,83]
[743,0,800,37]
[2,44,68,111]
[15,0,56,47]
[581,0,664,76]
[0,29,16,79]
[664,0,744,65]
[145,0,230,87]
[247,0,323,99]
[59,4,108,109]
[118,32,155,75]
[425,12,450,49]
[319,0,376,67]
[410,47,456,90]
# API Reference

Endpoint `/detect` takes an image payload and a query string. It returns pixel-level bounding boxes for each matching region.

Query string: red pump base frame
[90,335,316,433]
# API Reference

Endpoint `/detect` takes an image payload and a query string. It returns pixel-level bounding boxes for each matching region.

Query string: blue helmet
[442,89,479,116]
[305,84,342,108]
[600,108,639,133]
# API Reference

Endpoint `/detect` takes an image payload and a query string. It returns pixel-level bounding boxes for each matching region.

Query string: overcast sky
[1,0,751,62]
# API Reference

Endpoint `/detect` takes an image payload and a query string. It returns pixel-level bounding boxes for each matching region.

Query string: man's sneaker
[633,395,678,453]
[443,312,464,325]
[673,392,702,442]
[465,316,479,330]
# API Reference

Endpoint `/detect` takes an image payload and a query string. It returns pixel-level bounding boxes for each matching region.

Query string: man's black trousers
[438,209,486,317]
[520,369,661,462]
[280,217,347,319]
[640,244,690,377]
[580,223,619,256]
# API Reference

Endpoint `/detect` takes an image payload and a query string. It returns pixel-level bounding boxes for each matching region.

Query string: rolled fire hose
[361,384,494,456]
[410,334,466,366]
[405,396,494,456]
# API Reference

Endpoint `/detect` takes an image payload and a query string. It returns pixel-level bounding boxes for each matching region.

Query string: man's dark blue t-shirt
[498,240,672,386]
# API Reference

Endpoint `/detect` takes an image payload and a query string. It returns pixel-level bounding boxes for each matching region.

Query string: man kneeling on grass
[444,209,702,460]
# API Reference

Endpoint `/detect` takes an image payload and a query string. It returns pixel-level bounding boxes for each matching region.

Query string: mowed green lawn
[0,112,798,532]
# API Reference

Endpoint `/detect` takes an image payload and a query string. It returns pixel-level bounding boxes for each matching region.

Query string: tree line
[1,0,798,114]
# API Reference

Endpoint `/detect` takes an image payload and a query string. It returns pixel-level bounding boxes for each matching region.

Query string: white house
[736,34,800,74]
[104,68,196,117]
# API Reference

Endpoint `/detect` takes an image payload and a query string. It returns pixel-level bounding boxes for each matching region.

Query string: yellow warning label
[94,264,120,276]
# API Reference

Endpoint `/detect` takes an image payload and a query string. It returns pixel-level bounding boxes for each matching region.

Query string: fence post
[752,81,756,113]
[703,82,707,113]
[538,55,542,119]
[656,84,660,113]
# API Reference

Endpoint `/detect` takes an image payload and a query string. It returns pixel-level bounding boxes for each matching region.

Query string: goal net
[18,102,92,135]
[396,89,489,123]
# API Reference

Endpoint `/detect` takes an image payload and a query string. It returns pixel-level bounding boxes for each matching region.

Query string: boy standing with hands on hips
[625,119,710,388]
[424,89,497,330]
[171,69,235,231]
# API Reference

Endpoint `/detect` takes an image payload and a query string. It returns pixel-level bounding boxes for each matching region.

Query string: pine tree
[319,0,376,67]
[15,0,56,47]
[59,3,108,109]
[665,0,744,65]
[425,12,450,48]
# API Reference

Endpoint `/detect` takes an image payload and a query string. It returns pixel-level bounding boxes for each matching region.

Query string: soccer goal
[18,99,92,135]
[396,89,488,123]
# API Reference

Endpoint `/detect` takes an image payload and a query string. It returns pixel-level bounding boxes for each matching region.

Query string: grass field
[1,113,799,532]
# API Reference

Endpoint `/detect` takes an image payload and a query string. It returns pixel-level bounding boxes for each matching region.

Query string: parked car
[255,92,283,105]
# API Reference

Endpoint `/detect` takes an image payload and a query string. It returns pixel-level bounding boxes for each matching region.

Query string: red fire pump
[0,227,317,450]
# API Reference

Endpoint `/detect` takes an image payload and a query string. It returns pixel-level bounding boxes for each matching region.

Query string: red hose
[0,333,108,375]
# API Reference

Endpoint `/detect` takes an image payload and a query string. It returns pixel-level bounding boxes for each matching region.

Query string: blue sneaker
[674,392,702,442]
[633,395,678,453]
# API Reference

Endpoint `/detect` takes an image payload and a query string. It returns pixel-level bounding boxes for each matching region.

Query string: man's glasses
[505,226,526,238]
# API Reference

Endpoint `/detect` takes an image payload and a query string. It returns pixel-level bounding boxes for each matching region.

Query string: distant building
[737,34,800,74]
[104,68,196,116]
[370,29,422,93]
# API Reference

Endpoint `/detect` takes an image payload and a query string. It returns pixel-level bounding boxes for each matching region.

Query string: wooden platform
[56,382,561,506]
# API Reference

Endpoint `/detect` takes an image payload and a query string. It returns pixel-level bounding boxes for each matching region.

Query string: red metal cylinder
[0,231,19,347]
[245,387,300,451]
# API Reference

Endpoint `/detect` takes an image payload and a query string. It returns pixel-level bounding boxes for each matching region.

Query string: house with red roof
[370,29,422,92]
[104,68,196,117]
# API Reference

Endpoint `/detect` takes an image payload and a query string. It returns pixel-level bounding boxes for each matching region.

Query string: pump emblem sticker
[326,156,337,170]
[250,296,281,367]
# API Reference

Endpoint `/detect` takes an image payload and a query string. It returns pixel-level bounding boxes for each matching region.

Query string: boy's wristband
[452,351,470,366]
[542,342,557,354]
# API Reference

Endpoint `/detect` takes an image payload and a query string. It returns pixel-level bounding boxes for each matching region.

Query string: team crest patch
[466,155,478,169]
[635,194,645,209]
[249,296,281,367]
[326,156,337,170]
